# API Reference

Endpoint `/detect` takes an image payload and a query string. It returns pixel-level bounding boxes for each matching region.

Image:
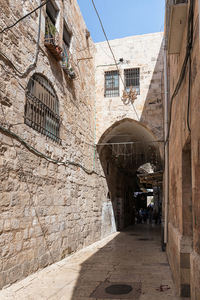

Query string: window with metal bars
[124,68,140,95]
[44,1,59,51]
[174,0,188,4]
[62,22,72,68]
[24,74,61,143]
[104,71,119,97]
[63,22,71,48]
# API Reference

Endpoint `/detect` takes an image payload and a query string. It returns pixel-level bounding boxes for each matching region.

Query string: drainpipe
[164,41,169,247]
[163,0,170,250]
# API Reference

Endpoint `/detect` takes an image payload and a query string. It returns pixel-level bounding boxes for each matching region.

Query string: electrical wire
[0,65,96,147]
[0,0,45,77]
[0,123,105,178]
[97,62,120,68]
[0,104,56,266]
[91,0,121,79]
[98,43,116,61]
[186,0,194,133]
[0,0,106,264]
[97,140,164,146]
[187,54,191,132]
[0,0,49,34]
[166,0,194,142]
[91,0,140,121]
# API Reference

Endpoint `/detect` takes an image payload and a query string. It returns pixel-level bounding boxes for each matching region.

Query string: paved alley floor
[0,224,187,300]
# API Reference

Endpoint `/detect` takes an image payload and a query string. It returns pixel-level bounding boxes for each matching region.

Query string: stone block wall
[94,34,165,233]
[166,0,200,297]
[95,32,164,143]
[0,0,115,289]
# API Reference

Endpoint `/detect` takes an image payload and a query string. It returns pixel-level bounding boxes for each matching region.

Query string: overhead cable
[91,0,121,79]
[0,100,55,265]
[166,0,194,142]
[0,0,49,34]
[91,0,140,121]
[97,141,164,146]
[0,123,105,178]
[0,0,45,77]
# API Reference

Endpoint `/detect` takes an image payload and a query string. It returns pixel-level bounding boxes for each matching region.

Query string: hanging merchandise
[108,140,163,171]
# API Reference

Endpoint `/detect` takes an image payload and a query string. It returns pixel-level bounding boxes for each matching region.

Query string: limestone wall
[0,0,114,288]
[95,32,164,143]
[166,0,200,297]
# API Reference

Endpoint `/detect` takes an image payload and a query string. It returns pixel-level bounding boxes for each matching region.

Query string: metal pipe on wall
[164,43,169,245]
[163,0,170,247]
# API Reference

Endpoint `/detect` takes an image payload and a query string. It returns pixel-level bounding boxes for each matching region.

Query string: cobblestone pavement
[0,224,188,300]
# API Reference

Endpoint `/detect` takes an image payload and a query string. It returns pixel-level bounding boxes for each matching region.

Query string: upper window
[63,23,71,49]
[104,71,119,97]
[44,1,62,60]
[124,68,140,95]
[25,74,60,143]
[46,1,58,26]
[62,22,72,67]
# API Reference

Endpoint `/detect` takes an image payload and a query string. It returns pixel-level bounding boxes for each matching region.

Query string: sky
[77,0,165,43]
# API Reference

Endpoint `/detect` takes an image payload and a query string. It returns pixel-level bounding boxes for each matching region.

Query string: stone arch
[97,118,163,168]
[98,118,160,144]
[97,118,163,230]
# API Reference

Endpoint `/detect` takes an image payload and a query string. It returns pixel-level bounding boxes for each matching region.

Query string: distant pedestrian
[148,206,153,224]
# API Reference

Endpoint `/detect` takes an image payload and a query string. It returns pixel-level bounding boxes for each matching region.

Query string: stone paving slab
[0,225,189,300]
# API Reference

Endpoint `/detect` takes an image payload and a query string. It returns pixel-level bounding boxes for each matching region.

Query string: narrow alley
[1,0,200,298]
[0,224,187,300]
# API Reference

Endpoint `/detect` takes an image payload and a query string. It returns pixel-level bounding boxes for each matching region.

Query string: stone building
[165,0,200,298]
[0,0,165,291]
[95,33,164,230]
[0,0,115,288]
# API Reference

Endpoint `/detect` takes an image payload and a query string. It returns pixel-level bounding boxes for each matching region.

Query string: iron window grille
[62,42,70,68]
[63,23,71,49]
[45,14,57,46]
[45,0,58,44]
[24,74,61,143]
[44,1,63,61]
[104,71,119,97]
[61,23,72,70]
[124,68,140,95]
[174,0,188,4]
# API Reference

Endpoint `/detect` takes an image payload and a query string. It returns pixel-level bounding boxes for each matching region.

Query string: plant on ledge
[44,15,62,61]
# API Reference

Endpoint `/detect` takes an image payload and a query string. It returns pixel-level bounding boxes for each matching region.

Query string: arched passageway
[97,118,163,231]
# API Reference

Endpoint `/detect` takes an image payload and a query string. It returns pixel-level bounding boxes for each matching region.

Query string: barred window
[62,22,72,68]
[46,0,58,25]
[44,0,59,58]
[124,68,140,95]
[63,22,72,48]
[24,74,61,143]
[104,71,119,97]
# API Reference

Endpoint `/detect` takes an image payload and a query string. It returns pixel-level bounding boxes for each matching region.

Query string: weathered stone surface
[0,226,184,300]
[166,0,200,298]
[95,32,164,143]
[0,0,114,289]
